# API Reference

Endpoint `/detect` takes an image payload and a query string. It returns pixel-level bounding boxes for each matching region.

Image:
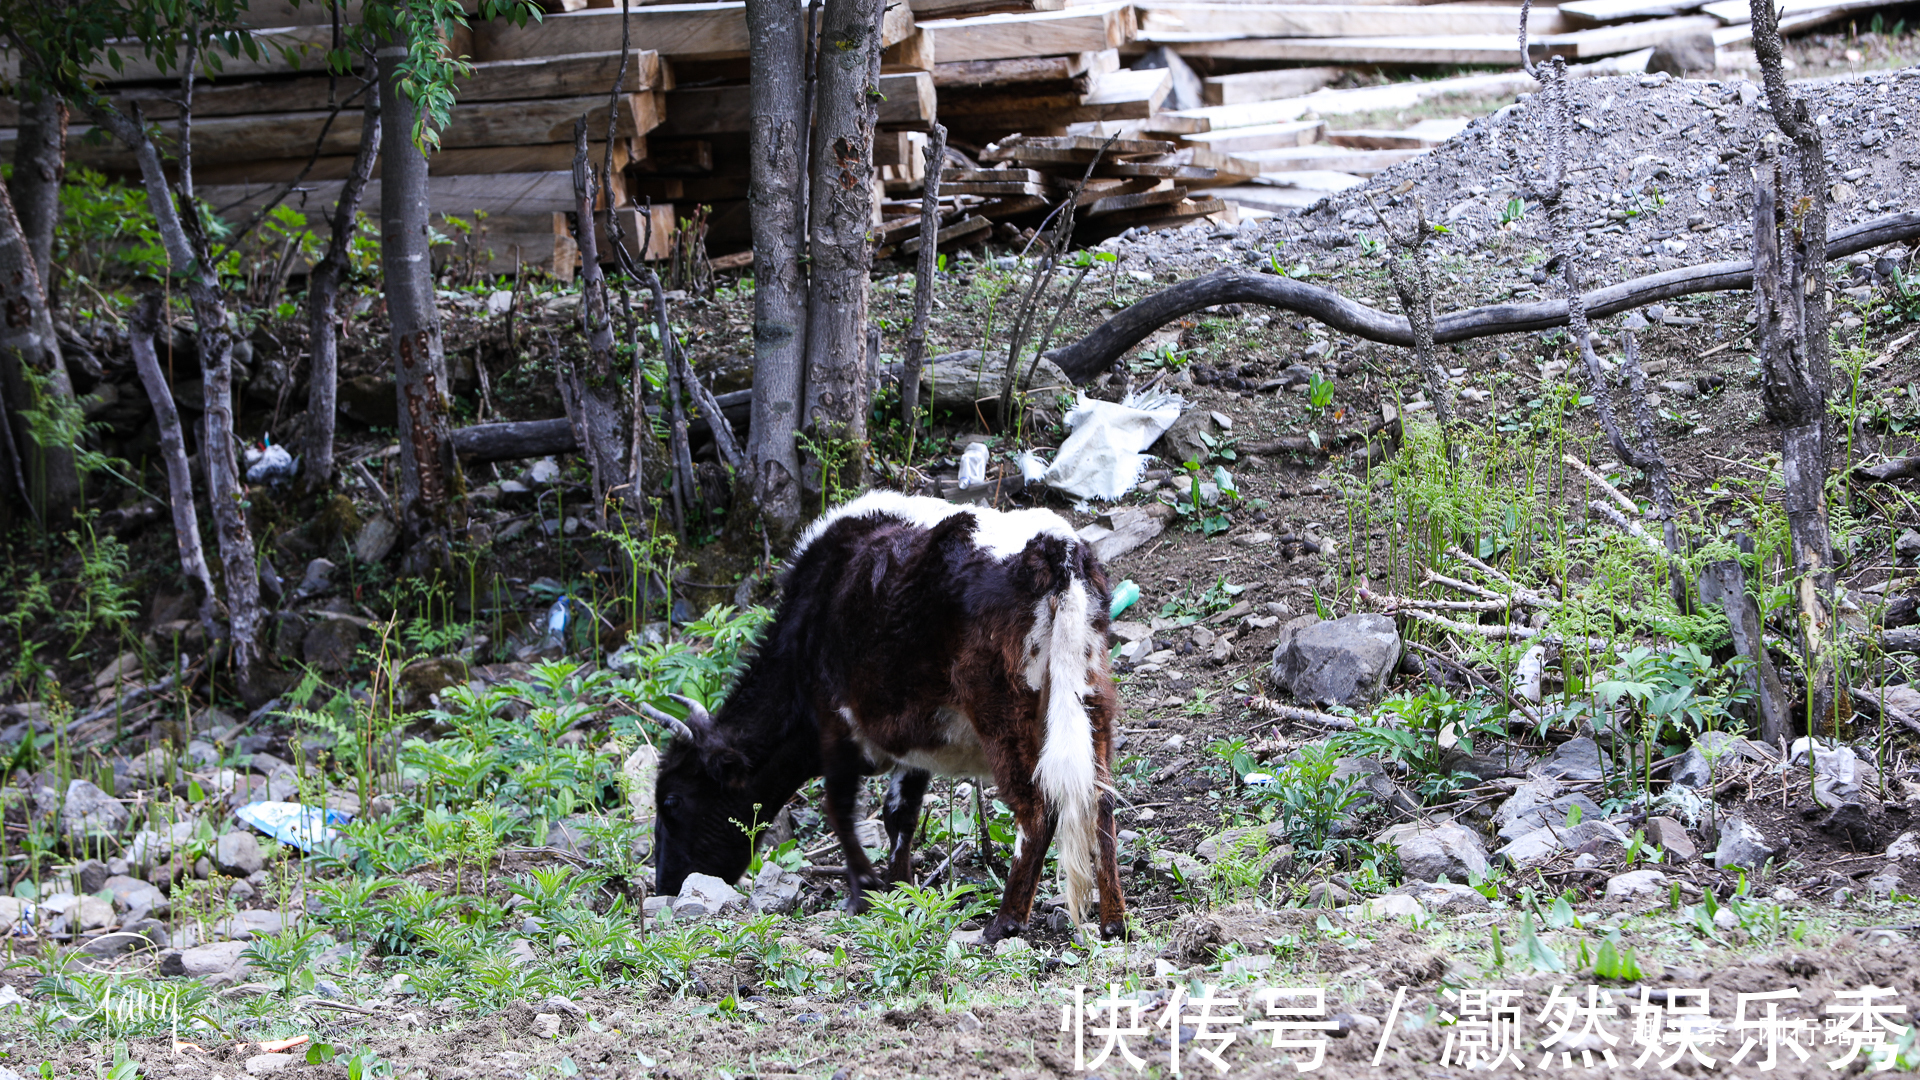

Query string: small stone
[955,1010,984,1033]
[1711,814,1779,871]
[244,1054,295,1076]
[1897,529,1920,565]
[1886,831,1920,862]
[161,940,250,978]
[1604,869,1669,903]
[104,874,168,915]
[1342,893,1423,921]
[1537,737,1605,783]
[1378,821,1490,883]
[1269,613,1403,707]
[293,557,336,599]
[61,779,130,843]
[213,832,265,877]
[1646,817,1696,862]
[351,516,399,564]
[677,872,746,915]
[1394,881,1490,913]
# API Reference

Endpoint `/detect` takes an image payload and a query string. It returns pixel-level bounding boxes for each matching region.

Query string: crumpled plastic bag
[1040,390,1186,502]
[235,801,352,852]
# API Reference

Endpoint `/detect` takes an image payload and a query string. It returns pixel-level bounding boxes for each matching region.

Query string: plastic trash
[957,442,989,488]
[235,801,352,852]
[1041,390,1186,502]
[1241,772,1276,787]
[243,440,296,486]
[1109,579,1140,619]
[545,596,574,639]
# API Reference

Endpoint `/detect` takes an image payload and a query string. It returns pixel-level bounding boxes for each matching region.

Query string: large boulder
[1378,821,1489,882]
[1269,614,1402,707]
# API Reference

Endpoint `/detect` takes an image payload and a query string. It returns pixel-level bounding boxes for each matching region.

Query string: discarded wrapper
[1040,391,1186,502]
[235,801,352,852]
[958,443,989,488]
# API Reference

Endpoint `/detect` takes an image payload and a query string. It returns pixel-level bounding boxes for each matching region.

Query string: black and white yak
[645,491,1128,942]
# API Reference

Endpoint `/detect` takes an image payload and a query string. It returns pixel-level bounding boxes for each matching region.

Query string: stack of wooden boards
[0,0,1883,270]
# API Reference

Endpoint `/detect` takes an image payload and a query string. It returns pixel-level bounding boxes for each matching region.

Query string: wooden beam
[1246,143,1428,174]
[1137,3,1570,39]
[943,67,1169,130]
[656,71,932,134]
[1153,33,1558,63]
[908,0,1065,16]
[1558,0,1709,24]
[1538,14,1721,57]
[980,133,1177,163]
[1170,69,1541,128]
[1179,118,1324,153]
[919,3,1136,63]
[1702,0,1884,24]
[477,1,913,60]
[883,28,936,70]
[191,139,643,185]
[1202,65,1342,106]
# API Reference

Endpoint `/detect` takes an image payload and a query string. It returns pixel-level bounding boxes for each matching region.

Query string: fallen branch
[1853,457,1920,484]
[1850,686,1920,737]
[1040,210,1920,382]
[1588,499,1667,555]
[1562,453,1639,518]
[1244,695,1356,730]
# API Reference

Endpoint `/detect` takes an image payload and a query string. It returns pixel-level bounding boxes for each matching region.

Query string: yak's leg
[821,731,885,912]
[974,698,1056,943]
[881,767,931,884]
[1090,683,1129,940]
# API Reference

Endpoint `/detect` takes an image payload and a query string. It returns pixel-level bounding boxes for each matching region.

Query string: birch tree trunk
[378,37,461,560]
[801,0,886,497]
[1750,0,1839,735]
[0,172,82,525]
[8,93,66,294]
[130,294,218,630]
[303,77,382,494]
[745,0,810,535]
[81,99,262,697]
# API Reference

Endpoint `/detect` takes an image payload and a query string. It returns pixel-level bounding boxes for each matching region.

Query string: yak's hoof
[1100,918,1127,941]
[980,918,1027,944]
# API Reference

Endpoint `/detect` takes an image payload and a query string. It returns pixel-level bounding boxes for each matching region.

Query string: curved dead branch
[1042,210,1920,382]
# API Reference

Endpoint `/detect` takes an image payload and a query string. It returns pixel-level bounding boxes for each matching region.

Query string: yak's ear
[700,743,750,785]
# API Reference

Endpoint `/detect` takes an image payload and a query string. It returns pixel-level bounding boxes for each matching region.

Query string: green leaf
[1520,913,1565,973]
[1546,895,1577,929]
[1592,935,1643,981]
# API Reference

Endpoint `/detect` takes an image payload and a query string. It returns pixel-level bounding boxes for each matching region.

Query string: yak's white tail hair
[1032,575,1102,931]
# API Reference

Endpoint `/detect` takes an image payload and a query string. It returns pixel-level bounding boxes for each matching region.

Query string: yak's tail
[1032,562,1106,932]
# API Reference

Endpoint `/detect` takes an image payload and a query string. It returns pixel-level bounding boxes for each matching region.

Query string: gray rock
[1494,778,1603,842]
[213,831,264,877]
[748,864,803,916]
[1897,529,1920,565]
[1711,814,1779,871]
[1886,831,1920,862]
[160,940,250,978]
[677,872,746,916]
[1647,32,1716,77]
[1536,737,1605,783]
[293,557,336,599]
[1326,757,1415,837]
[76,859,109,895]
[1497,819,1629,867]
[1604,869,1669,902]
[1269,613,1402,707]
[1393,881,1490,912]
[352,516,399,564]
[1378,821,1489,882]
[302,618,363,674]
[1670,746,1714,788]
[122,747,177,787]
[1154,407,1229,468]
[62,779,130,843]
[244,1053,295,1075]
[1647,816,1697,862]
[104,874,168,915]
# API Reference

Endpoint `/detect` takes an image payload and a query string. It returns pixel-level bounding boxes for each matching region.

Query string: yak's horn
[667,693,713,730]
[638,701,697,744]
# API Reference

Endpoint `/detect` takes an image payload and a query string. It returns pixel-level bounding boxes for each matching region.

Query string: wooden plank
[883,28,936,70]
[909,0,1065,15]
[1325,117,1470,147]
[931,51,1100,86]
[1246,143,1428,173]
[1153,33,1557,63]
[192,139,643,185]
[919,3,1136,63]
[476,2,911,61]
[1082,182,1188,217]
[943,179,1052,196]
[632,138,715,173]
[945,67,1170,129]
[658,72,931,134]
[1180,118,1324,153]
[981,133,1177,163]
[1213,184,1328,211]
[899,214,991,254]
[944,167,1048,183]
[1171,69,1539,128]
[1094,195,1225,230]
[1559,0,1708,24]
[196,173,589,219]
[1539,14,1721,56]
[1137,3,1570,39]
[1202,65,1342,106]
[1713,6,1852,43]
[1702,0,1882,24]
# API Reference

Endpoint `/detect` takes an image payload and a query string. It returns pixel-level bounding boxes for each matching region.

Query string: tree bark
[1697,555,1790,744]
[303,76,382,494]
[563,116,631,518]
[130,293,218,631]
[8,93,66,294]
[378,38,461,559]
[82,98,261,696]
[801,0,886,496]
[0,169,82,526]
[745,0,811,535]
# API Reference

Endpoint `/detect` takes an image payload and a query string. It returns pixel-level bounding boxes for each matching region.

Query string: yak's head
[641,696,756,897]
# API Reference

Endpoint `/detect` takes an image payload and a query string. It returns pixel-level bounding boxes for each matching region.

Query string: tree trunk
[82,98,262,697]
[564,116,630,517]
[0,172,82,526]
[801,0,886,497]
[8,93,66,294]
[901,122,946,438]
[303,76,382,494]
[130,294,218,631]
[745,0,811,535]
[1750,0,1839,736]
[378,38,461,559]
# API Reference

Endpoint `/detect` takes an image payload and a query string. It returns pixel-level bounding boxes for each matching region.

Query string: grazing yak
[644,491,1127,942]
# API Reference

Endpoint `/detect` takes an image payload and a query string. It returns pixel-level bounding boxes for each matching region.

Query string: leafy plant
[1256,742,1364,858]
[845,883,990,994]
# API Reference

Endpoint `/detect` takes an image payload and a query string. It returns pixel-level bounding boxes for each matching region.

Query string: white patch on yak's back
[845,703,993,781]
[790,490,1074,563]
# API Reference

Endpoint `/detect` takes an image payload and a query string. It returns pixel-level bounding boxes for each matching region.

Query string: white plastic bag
[958,442,989,488]
[1041,390,1186,502]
